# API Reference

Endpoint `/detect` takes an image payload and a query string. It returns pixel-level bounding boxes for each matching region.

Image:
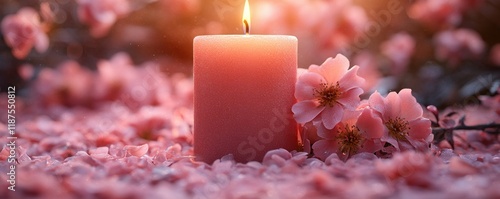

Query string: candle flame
[242,0,250,35]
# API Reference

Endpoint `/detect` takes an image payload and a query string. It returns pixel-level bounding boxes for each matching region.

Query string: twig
[432,123,500,135]
[431,122,500,149]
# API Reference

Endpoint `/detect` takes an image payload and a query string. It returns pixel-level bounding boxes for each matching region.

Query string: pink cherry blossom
[293,54,365,130]
[380,32,416,76]
[367,89,433,152]
[408,0,463,29]
[408,0,483,30]
[434,28,485,66]
[317,0,368,55]
[77,0,130,37]
[312,109,383,161]
[1,8,48,59]
[40,2,56,24]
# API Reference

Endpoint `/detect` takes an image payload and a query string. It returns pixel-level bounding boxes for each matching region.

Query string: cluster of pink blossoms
[29,52,192,110]
[253,0,368,65]
[1,6,50,59]
[293,54,433,161]
[434,28,485,66]
[76,0,131,38]
[408,0,483,30]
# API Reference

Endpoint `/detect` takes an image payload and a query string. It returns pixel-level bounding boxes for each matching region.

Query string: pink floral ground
[1,63,499,199]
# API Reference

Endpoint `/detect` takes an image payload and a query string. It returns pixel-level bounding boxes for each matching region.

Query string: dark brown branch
[432,123,500,135]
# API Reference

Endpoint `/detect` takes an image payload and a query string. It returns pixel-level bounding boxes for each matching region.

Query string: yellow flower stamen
[336,124,363,156]
[314,82,342,107]
[385,117,410,141]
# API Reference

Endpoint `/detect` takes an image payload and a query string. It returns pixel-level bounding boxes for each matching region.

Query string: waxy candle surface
[194,35,298,163]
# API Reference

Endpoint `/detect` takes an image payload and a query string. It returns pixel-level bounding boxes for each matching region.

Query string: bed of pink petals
[0,55,499,199]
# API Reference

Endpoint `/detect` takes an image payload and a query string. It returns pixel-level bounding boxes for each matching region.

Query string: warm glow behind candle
[242,0,251,34]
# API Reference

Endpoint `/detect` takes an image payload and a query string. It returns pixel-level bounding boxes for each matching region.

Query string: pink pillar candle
[193,35,299,163]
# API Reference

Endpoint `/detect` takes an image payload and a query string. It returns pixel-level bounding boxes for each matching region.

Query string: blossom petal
[312,140,339,161]
[297,68,308,77]
[321,104,343,129]
[399,89,423,121]
[34,30,49,53]
[408,118,432,140]
[295,72,324,101]
[357,109,384,139]
[339,65,365,91]
[303,122,322,143]
[359,139,383,153]
[341,110,361,125]
[397,139,415,151]
[368,91,385,115]
[384,91,401,120]
[318,54,350,83]
[307,64,321,73]
[405,138,428,152]
[337,87,363,110]
[382,134,400,151]
[292,100,325,124]
[315,121,337,139]
[302,138,311,154]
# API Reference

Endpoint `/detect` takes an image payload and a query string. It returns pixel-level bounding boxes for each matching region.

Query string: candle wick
[243,19,249,35]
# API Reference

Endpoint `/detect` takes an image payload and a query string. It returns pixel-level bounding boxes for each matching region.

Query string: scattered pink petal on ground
[449,156,479,176]
[124,144,149,157]
[89,146,110,160]
[32,60,95,107]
